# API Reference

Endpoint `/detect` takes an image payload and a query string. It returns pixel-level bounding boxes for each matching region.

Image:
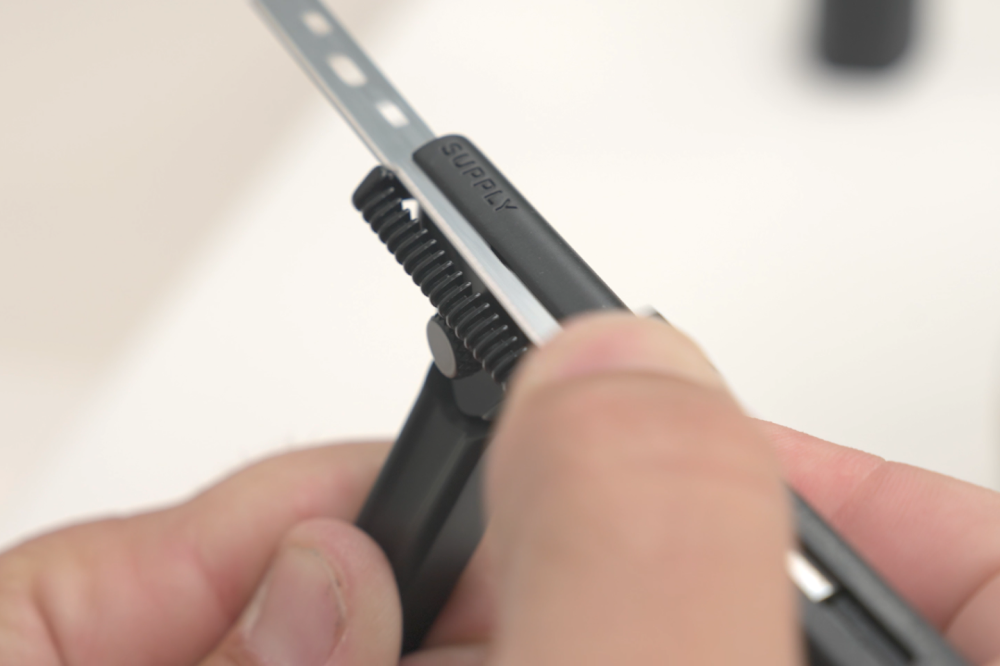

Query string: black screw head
[427,315,481,379]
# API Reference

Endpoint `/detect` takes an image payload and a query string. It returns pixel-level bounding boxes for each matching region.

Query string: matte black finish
[396,454,486,651]
[356,365,490,653]
[795,494,967,665]
[820,0,914,69]
[414,136,626,320]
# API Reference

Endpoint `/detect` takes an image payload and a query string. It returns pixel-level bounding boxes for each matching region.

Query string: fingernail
[243,547,345,666]
[515,312,723,393]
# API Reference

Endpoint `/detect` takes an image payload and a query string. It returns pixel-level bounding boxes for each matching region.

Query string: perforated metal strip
[253,0,560,344]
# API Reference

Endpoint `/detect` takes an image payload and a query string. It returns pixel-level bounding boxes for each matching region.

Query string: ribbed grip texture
[352,167,527,383]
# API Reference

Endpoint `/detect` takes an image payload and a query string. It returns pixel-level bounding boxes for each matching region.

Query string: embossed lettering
[436,142,520,213]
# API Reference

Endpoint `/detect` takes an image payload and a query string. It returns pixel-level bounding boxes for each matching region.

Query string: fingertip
[756,421,886,517]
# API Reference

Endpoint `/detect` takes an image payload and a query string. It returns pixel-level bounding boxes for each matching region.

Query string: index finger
[763,422,1000,664]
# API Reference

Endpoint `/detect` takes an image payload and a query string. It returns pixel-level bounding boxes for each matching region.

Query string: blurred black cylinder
[820,0,914,69]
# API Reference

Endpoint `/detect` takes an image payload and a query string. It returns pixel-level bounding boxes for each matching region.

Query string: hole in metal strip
[376,100,409,128]
[328,54,366,86]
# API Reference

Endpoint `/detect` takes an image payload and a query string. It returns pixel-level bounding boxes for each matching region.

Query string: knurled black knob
[426,315,481,380]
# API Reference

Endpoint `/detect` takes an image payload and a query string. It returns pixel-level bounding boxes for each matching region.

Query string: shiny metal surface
[787,550,837,603]
[253,0,561,344]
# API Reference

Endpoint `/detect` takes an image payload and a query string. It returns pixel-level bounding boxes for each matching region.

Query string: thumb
[201,518,401,666]
[486,313,798,665]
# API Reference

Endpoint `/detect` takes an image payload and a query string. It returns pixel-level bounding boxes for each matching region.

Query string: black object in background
[353,145,968,664]
[820,0,914,69]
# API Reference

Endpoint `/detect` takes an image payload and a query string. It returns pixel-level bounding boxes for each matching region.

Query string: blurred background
[1,0,998,549]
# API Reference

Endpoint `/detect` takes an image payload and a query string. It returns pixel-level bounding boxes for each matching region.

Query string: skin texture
[0,313,997,665]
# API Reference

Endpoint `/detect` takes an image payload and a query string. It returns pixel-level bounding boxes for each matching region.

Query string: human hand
[1,313,998,665]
